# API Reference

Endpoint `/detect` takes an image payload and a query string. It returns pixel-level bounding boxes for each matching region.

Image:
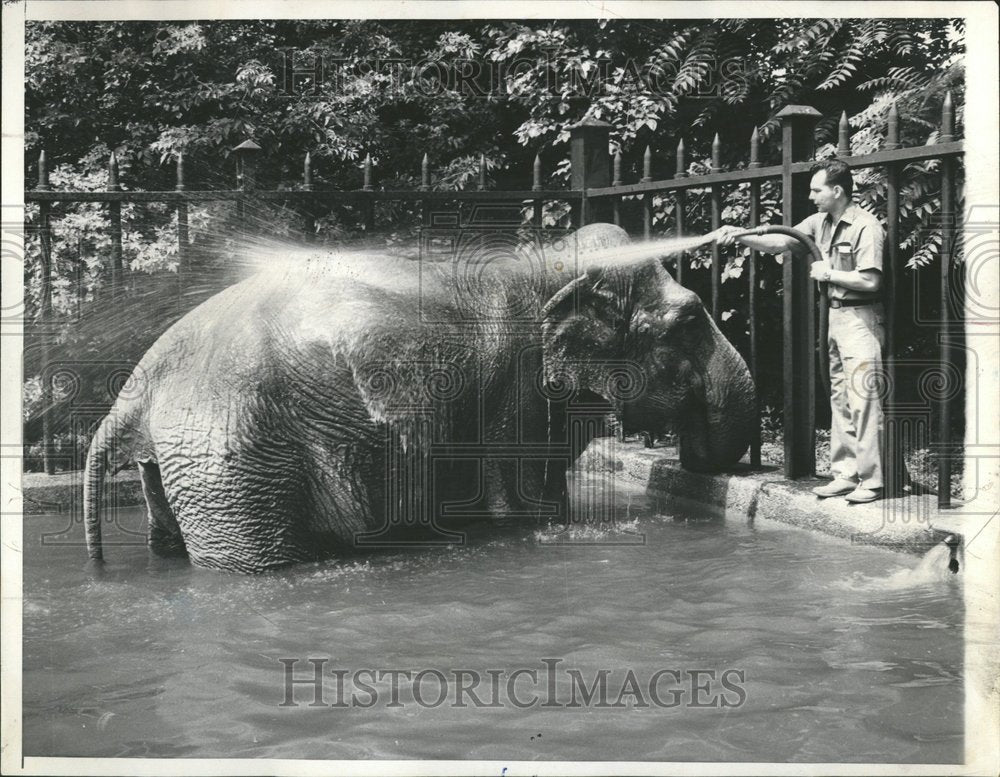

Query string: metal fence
[24,99,964,506]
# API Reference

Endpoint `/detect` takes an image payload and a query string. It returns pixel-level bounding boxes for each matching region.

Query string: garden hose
[730,225,830,394]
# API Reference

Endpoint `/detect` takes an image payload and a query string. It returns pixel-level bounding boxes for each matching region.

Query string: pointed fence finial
[838,111,851,156]
[886,101,900,150]
[303,152,313,191]
[940,91,954,142]
[363,154,374,191]
[233,139,261,190]
[675,137,687,178]
[37,150,50,191]
[478,153,487,190]
[612,149,623,186]
[108,151,120,191]
[642,145,653,182]
[175,152,186,191]
[711,133,721,172]
[421,153,430,190]
[532,153,542,192]
[749,127,761,169]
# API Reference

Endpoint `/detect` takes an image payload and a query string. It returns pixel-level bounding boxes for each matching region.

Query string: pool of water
[21,483,962,762]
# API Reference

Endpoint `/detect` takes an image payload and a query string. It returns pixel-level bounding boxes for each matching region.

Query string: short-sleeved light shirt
[795,204,885,302]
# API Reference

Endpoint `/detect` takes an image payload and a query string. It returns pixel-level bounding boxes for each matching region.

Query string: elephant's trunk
[679,318,757,472]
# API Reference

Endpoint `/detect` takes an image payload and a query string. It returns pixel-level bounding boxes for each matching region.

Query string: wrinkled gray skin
[84,224,756,573]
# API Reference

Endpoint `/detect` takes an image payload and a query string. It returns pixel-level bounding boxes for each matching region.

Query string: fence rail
[24,100,964,506]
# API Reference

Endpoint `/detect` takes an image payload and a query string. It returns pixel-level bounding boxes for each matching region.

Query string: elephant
[83,223,757,573]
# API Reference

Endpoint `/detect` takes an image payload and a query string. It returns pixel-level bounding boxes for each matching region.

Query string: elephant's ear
[540,270,626,398]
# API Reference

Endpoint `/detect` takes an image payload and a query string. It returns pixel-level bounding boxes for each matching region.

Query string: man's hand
[810,260,832,282]
[712,224,744,247]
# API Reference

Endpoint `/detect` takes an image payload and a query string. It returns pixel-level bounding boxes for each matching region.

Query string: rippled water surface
[22,485,962,762]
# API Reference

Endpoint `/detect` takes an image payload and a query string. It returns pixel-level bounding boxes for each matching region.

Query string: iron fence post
[937,92,956,508]
[884,103,902,498]
[36,151,56,474]
[420,153,430,227]
[175,153,189,286]
[748,128,762,468]
[674,138,687,286]
[363,154,375,233]
[107,152,123,298]
[710,133,723,322]
[302,152,315,242]
[777,105,821,479]
[612,149,623,228]
[532,153,543,227]
[234,139,261,232]
[570,118,612,227]
[642,145,653,239]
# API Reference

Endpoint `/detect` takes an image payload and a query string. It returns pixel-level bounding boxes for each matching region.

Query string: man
[715,159,886,503]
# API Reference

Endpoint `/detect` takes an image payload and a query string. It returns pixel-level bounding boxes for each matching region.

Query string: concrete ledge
[580,439,970,555]
[20,469,143,515]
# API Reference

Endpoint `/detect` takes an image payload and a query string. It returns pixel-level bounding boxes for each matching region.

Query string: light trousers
[827,304,886,490]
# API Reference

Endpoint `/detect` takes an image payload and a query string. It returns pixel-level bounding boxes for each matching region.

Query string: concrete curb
[579,439,970,555]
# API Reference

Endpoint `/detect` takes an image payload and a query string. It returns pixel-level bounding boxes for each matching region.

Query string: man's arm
[811,220,884,292]
[712,224,810,254]
[811,264,882,292]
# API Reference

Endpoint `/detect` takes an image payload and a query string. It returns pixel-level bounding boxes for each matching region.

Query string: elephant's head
[540,224,757,471]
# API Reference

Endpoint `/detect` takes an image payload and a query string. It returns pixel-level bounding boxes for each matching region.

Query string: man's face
[808,170,840,213]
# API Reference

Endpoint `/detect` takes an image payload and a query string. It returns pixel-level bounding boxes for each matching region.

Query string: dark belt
[829,298,881,309]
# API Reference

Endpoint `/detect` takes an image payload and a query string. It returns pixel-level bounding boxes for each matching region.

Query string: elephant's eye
[663,309,699,328]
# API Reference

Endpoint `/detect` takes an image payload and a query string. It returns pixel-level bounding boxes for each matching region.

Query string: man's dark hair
[810,159,854,198]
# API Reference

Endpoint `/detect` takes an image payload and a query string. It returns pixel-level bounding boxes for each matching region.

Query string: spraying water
[564,233,717,269]
[836,536,961,592]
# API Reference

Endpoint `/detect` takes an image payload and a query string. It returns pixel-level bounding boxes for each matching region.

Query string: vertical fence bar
[674,138,686,286]
[673,138,688,461]
[36,151,55,474]
[612,150,622,227]
[748,128,762,467]
[937,92,955,508]
[420,153,430,227]
[233,139,260,233]
[475,153,487,228]
[642,145,653,240]
[710,133,722,322]
[302,152,315,242]
[883,102,902,497]
[107,151,123,298]
[777,105,822,479]
[363,154,375,233]
[532,154,543,228]
[175,153,189,285]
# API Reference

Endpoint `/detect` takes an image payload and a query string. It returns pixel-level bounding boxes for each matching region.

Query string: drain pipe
[730,225,829,392]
